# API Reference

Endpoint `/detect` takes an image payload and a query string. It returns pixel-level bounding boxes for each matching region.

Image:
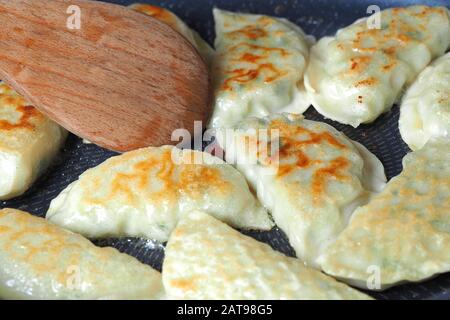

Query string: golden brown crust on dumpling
[163,210,372,300]
[0,208,164,299]
[319,139,450,289]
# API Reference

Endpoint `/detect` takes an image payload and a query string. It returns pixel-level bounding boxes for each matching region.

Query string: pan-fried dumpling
[305,6,450,127]
[399,53,450,150]
[0,82,67,200]
[0,208,164,299]
[46,146,273,242]
[318,139,450,289]
[129,3,213,64]
[163,210,371,300]
[209,9,313,129]
[217,113,386,267]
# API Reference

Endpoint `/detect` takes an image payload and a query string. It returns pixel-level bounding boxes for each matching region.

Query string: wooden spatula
[0,0,211,152]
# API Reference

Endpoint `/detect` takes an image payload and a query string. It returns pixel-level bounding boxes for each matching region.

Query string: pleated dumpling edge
[318,139,450,289]
[209,8,314,130]
[0,208,164,300]
[163,210,372,300]
[305,5,450,127]
[46,145,273,243]
[216,113,386,268]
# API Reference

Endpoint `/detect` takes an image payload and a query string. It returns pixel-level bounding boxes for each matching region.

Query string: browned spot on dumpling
[312,157,349,200]
[354,77,378,88]
[357,96,363,104]
[0,209,117,285]
[227,26,269,40]
[228,43,291,57]
[264,120,348,179]
[0,105,43,131]
[180,165,231,198]
[130,4,178,29]
[382,62,397,71]
[410,6,447,18]
[131,4,172,21]
[1,210,82,276]
[348,56,371,73]
[0,83,45,131]
[344,6,446,81]
[220,41,291,91]
[235,53,265,64]
[89,149,231,206]
[437,95,449,104]
[222,64,288,91]
[382,47,398,56]
[170,278,197,291]
[0,225,11,233]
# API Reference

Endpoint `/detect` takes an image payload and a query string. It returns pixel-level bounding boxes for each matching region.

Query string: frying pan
[1,0,449,300]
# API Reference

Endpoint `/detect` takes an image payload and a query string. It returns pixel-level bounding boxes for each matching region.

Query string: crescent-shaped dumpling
[129,3,214,65]
[163,210,371,300]
[305,6,450,127]
[216,113,386,267]
[46,146,273,242]
[399,53,450,150]
[318,139,450,289]
[0,208,164,299]
[209,9,313,129]
[0,82,67,200]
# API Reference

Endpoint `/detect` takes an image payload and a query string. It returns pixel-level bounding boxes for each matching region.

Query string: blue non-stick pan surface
[1,0,449,300]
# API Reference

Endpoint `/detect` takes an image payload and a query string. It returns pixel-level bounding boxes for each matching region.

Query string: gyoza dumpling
[209,9,313,129]
[129,3,213,64]
[0,82,67,200]
[318,139,450,289]
[305,6,450,127]
[46,146,273,242]
[0,208,164,299]
[217,113,386,267]
[163,210,371,300]
[399,53,450,150]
